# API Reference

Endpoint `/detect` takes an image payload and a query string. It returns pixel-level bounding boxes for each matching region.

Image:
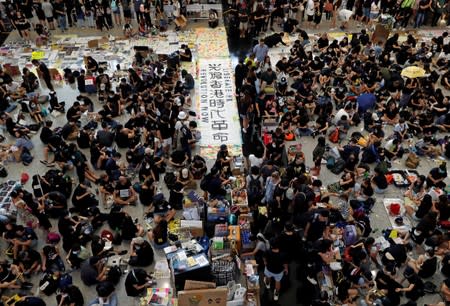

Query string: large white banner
[197,59,242,157]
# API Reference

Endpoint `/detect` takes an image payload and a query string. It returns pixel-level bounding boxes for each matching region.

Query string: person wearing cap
[181,69,195,90]
[128,237,154,267]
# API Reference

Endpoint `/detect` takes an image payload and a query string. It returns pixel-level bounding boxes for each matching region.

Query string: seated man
[0,261,21,290]
[71,180,99,212]
[181,69,195,90]
[169,149,189,168]
[4,224,38,260]
[17,249,41,277]
[179,44,192,62]
[128,237,154,267]
[113,175,137,205]
[80,257,108,286]
[125,268,153,296]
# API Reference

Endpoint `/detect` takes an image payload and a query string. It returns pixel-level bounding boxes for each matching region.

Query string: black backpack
[107,265,122,284]
[248,174,262,195]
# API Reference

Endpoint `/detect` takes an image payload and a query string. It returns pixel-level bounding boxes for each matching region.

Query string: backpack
[343,224,358,246]
[0,165,7,177]
[331,158,346,174]
[164,172,177,190]
[329,128,340,143]
[107,265,122,284]
[58,273,73,290]
[200,173,212,191]
[46,232,61,244]
[39,273,59,295]
[423,281,438,294]
[247,175,262,200]
[326,156,336,169]
[21,148,34,166]
[405,152,419,169]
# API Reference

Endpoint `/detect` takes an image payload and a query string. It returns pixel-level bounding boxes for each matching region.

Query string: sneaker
[274,290,279,301]
[307,276,318,285]
[264,281,270,289]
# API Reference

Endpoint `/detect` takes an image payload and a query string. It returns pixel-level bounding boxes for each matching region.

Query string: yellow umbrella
[401,66,426,78]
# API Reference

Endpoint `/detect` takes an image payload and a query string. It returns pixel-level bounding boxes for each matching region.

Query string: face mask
[73,251,80,255]
[135,246,141,250]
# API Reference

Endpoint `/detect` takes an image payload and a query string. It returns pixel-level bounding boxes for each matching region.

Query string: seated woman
[85,56,99,75]
[381,100,400,125]
[190,155,207,179]
[0,130,34,163]
[21,68,39,93]
[28,99,44,124]
[123,23,135,38]
[138,19,148,36]
[371,167,388,194]
[178,168,196,189]
[404,175,426,216]
[148,219,169,250]
[407,249,437,279]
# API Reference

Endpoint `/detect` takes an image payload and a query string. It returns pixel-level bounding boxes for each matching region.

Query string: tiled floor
[0,14,448,306]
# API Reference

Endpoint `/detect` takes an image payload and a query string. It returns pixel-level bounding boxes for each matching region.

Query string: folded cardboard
[184,280,216,290]
[178,288,227,306]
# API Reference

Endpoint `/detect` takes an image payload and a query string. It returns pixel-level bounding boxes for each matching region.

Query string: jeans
[58,14,67,30]
[414,12,426,28]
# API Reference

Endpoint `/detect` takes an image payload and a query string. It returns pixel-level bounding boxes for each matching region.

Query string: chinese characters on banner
[197,59,242,155]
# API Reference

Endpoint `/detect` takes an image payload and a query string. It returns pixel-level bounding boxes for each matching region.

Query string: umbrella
[401,66,426,78]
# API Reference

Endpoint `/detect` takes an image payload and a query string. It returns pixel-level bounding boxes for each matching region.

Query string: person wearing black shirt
[71,181,98,211]
[86,56,99,74]
[125,268,152,296]
[32,59,53,91]
[235,59,249,93]
[169,149,189,168]
[396,267,425,300]
[66,101,82,122]
[263,239,288,301]
[114,176,137,205]
[128,237,154,266]
[80,256,108,286]
[264,33,287,48]
[426,162,447,189]
[179,44,192,62]
[371,167,388,193]
[17,249,41,276]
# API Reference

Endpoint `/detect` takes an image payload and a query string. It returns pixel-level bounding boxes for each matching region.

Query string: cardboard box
[184,280,216,290]
[87,39,98,49]
[175,15,187,28]
[178,288,227,306]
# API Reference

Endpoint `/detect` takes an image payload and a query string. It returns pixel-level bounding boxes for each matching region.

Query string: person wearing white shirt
[305,0,315,27]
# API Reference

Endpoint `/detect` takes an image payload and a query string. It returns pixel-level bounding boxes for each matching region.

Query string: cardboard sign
[372,24,390,44]
[184,280,216,290]
[178,288,227,306]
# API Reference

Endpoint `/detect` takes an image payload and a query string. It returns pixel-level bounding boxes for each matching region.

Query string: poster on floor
[197,58,242,159]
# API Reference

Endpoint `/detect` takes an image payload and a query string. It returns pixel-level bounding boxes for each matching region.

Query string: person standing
[41,0,55,30]
[32,59,54,91]
[54,0,68,32]
[253,39,269,64]
[263,239,288,301]
[414,0,432,28]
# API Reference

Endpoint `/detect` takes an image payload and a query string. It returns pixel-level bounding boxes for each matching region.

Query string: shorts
[307,14,314,22]
[264,267,284,282]
[123,9,132,18]
[162,138,172,147]
[239,21,248,30]
[370,12,379,19]
[113,9,120,15]
[363,7,370,18]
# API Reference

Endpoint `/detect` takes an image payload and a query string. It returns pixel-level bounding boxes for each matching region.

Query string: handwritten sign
[197,59,242,153]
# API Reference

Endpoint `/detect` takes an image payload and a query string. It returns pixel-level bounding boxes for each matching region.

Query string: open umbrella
[401,66,426,78]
